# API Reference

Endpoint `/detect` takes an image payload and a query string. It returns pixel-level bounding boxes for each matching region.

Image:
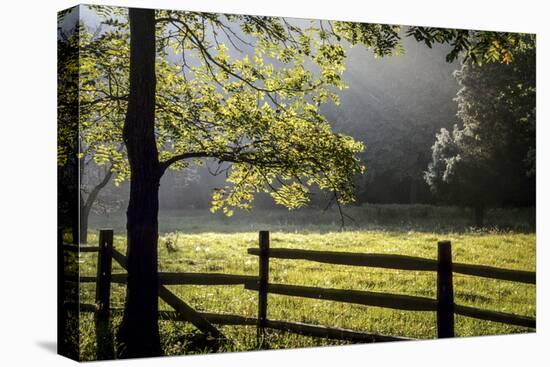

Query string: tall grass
[76,226,536,360]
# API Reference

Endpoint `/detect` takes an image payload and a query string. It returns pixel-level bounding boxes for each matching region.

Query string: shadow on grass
[162,330,229,355]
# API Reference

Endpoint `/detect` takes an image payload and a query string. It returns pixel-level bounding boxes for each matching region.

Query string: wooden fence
[63,229,536,347]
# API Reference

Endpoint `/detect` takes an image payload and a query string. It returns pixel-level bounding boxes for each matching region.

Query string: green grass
[75,225,536,360]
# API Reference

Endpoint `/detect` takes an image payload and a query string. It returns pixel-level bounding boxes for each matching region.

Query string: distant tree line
[425,41,535,225]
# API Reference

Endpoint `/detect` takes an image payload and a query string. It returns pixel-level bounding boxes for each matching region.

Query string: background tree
[425,38,535,226]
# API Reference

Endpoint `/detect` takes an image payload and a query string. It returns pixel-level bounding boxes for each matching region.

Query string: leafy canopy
[60,5,534,214]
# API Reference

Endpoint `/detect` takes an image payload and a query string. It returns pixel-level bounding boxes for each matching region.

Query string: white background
[0,0,547,365]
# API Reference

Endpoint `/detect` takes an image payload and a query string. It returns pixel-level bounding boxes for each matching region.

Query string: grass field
[74,208,536,360]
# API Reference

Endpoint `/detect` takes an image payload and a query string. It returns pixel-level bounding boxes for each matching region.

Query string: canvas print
[57,4,536,361]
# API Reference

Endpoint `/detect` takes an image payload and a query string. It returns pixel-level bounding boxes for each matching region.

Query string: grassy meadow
[76,205,535,360]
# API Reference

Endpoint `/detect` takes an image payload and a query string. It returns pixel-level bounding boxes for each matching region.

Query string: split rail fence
[62,229,536,348]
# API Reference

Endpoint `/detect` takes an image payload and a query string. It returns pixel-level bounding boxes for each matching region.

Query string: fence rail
[454,304,535,328]
[247,234,535,338]
[62,243,100,252]
[70,273,256,286]
[63,229,535,347]
[248,247,438,271]
[452,263,535,284]
[247,247,536,284]
[244,281,437,311]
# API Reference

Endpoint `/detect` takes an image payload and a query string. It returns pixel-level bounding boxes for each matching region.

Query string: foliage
[77,20,128,185]
[57,22,80,167]
[425,39,535,210]
[58,10,199,214]
[77,7,369,214]
[62,6,536,214]
[405,27,534,65]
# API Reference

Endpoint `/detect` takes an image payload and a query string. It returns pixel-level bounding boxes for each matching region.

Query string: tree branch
[159,149,287,175]
[83,164,114,210]
[159,152,212,174]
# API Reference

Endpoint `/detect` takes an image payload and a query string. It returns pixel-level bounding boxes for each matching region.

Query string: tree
[115,8,369,357]
[425,37,535,226]
[76,6,534,357]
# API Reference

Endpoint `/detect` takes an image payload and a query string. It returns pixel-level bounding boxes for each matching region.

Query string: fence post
[95,229,113,320]
[95,229,114,359]
[257,230,270,347]
[437,240,454,338]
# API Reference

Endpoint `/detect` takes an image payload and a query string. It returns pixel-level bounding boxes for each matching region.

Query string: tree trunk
[116,8,162,358]
[80,168,112,244]
[474,205,485,227]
